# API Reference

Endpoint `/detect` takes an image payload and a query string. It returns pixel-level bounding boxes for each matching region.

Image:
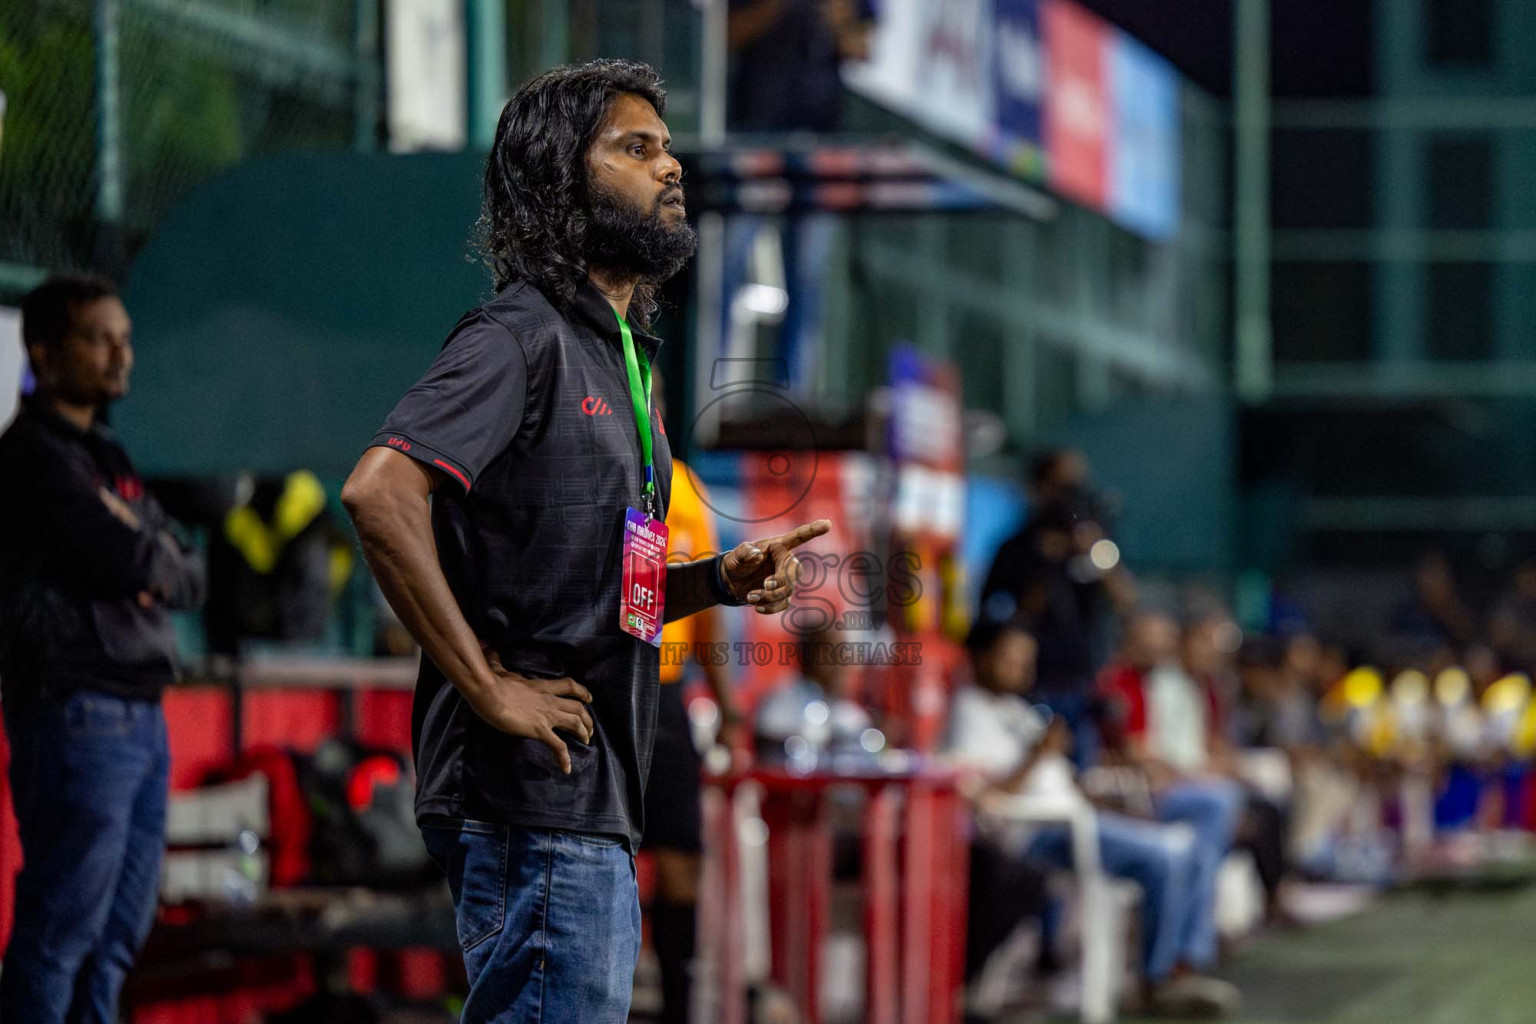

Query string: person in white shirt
[949,616,1241,1017]
[1102,614,1262,939]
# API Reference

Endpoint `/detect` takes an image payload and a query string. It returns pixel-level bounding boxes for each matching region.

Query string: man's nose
[658,152,682,185]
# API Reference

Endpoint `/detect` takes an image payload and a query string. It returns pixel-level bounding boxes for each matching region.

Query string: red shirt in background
[1097,662,1223,757]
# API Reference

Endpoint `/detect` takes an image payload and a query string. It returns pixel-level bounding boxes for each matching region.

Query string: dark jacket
[0,399,205,707]
[978,523,1105,693]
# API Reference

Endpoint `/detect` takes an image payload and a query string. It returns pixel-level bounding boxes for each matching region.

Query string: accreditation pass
[620,507,668,646]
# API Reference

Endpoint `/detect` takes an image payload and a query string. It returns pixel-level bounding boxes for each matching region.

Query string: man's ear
[24,343,50,385]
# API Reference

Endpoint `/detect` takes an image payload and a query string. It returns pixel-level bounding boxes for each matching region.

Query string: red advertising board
[735,451,869,710]
[1043,0,1109,209]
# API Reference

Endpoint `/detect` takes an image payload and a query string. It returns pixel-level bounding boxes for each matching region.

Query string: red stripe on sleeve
[433,459,471,490]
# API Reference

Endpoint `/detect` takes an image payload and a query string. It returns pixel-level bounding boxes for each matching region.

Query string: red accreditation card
[620,507,668,646]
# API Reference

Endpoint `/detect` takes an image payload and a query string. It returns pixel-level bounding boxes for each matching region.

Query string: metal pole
[693,0,730,433]
[353,0,380,151]
[94,0,123,225]
[540,0,569,71]
[466,0,507,150]
[1233,0,1272,400]
[694,211,726,444]
[699,0,727,148]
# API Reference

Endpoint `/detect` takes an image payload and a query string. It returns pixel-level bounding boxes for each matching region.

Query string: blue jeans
[1154,779,1244,969]
[422,821,640,1023]
[1,691,170,1024]
[1028,811,1197,981]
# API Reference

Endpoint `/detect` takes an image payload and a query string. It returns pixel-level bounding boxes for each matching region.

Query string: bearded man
[342,60,828,1022]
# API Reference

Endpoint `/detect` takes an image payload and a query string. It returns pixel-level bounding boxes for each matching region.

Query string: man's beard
[584,180,698,284]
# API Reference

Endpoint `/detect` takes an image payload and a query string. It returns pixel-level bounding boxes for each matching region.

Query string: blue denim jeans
[422,821,640,1023]
[1028,811,1197,981]
[1153,779,1244,969]
[1,691,170,1024]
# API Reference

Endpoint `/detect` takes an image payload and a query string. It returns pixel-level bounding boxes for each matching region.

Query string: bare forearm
[664,558,721,624]
[997,743,1052,793]
[347,490,493,701]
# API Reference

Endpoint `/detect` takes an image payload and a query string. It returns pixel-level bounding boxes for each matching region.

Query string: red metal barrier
[704,764,970,1024]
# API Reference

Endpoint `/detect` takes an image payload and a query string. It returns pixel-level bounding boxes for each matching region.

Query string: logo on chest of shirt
[581,396,614,416]
[114,475,145,502]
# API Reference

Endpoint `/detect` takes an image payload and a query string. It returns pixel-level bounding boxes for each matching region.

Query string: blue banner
[1108,33,1180,240]
[992,0,1045,174]
[845,0,1181,240]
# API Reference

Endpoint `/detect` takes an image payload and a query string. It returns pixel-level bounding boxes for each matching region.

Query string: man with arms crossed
[342,60,827,1023]
[0,275,205,1023]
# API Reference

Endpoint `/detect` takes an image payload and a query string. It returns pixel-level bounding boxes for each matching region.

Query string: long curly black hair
[477,59,669,328]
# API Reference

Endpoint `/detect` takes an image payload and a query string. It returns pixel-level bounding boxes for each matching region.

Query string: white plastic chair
[991,794,1136,1024]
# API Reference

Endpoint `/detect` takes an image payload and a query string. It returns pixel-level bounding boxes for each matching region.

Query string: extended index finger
[772,519,832,551]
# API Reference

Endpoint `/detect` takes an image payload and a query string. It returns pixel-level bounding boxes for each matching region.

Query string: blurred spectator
[1229,632,1328,754]
[1102,614,1205,773]
[950,617,1240,1017]
[1488,559,1536,671]
[1180,616,1243,770]
[1389,551,1475,653]
[1180,617,1292,921]
[1097,614,1245,973]
[1272,633,1328,750]
[1316,639,1352,699]
[0,274,206,1023]
[1466,643,1505,702]
[1026,449,1092,511]
[754,622,874,764]
[1227,636,1283,752]
[728,0,873,134]
[1246,641,1392,883]
[978,450,1134,768]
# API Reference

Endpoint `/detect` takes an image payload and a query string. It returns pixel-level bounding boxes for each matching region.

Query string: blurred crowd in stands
[756,448,1536,1020]
[936,452,1536,1018]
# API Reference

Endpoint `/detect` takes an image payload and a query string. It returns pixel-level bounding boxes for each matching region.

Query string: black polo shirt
[0,400,203,708]
[369,278,673,849]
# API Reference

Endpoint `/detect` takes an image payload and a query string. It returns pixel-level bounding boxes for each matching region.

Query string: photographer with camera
[978,450,1135,769]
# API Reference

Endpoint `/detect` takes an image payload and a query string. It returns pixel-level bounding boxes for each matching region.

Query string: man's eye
[630,144,646,156]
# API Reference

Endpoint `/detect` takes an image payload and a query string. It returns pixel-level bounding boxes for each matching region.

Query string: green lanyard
[614,310,656,517]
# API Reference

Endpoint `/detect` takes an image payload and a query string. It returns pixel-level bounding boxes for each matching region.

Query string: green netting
[0,0,376,299]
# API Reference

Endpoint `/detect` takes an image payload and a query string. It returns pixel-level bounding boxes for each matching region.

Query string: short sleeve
[369,313,526,493]
[946,688,1012,774]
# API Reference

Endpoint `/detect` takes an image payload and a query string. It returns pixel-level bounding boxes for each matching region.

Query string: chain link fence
[0,0,379,301]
